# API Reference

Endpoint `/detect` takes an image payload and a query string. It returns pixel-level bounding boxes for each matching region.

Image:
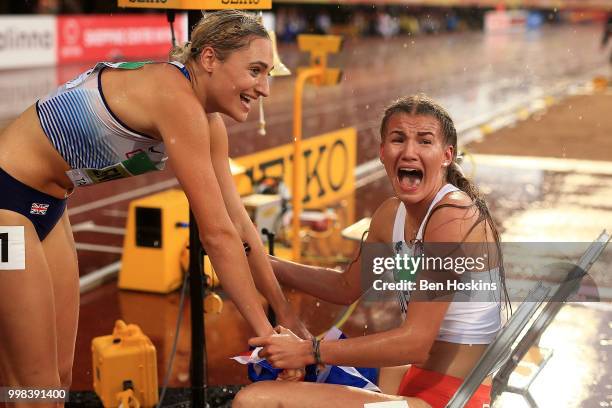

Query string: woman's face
[379,113,453,205]
[205,37,273,122]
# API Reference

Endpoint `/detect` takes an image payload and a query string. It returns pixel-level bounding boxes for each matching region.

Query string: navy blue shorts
[0,168,66,241]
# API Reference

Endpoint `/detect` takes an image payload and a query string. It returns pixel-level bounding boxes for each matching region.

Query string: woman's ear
[379,143,385,163]
[444,145,454,166]
[199,46,216,73]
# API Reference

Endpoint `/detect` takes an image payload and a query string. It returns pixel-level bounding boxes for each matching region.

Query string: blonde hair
[169,10,269,64]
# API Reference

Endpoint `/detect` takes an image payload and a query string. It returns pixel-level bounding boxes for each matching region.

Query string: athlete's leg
[0,210,61,408]
[41,211,79,388]
[232,381,431,408]
[378,365,411,394]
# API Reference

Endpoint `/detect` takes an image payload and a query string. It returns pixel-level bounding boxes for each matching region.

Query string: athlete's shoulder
[439,188,472,207]
[145,62,193,93]
[425,188,485,243]
[142,64,200,116]
[368,196,401,242]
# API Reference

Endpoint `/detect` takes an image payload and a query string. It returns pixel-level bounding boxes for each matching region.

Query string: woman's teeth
[240,94,251,106]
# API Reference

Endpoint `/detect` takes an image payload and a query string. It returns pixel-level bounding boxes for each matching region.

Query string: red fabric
[397,366,491,408]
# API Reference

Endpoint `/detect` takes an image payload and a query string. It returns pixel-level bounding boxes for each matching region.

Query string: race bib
[0,226,25,270]
[66,151,163,186]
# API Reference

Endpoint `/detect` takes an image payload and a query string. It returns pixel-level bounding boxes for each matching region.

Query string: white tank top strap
[415,183,460,240]
[392,201,407,244]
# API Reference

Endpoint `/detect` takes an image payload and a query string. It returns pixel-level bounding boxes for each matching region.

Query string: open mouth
[397,167,423,191]
[240,93,253,110]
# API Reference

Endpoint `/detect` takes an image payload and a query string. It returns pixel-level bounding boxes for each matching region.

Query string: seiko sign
[235,128,356,208]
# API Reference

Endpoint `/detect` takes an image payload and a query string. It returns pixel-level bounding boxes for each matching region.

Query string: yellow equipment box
[119,189,189,293]
[92,320,158,408]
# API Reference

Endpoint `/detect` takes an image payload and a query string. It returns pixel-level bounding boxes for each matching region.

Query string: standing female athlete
[0,10,305,406]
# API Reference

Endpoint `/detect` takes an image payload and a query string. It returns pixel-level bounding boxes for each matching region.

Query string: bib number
[0,227,25,270]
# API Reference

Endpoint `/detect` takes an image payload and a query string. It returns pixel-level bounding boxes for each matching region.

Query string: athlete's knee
[233,382,281,408]
[4,364,61,389]
[58,364,72,389]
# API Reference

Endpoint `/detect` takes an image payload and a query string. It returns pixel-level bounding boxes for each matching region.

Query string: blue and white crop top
[36,61,190,186]
[393,184,502,344]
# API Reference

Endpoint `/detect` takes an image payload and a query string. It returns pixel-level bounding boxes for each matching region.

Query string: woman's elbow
[338,289,360,306]
[410,338,434,365]
[329,284,359,305]
[411,347,431,365]
[199,226,238,251]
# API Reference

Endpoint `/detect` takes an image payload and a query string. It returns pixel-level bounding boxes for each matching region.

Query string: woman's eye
[420,139,432,145]
[250,67,261,77]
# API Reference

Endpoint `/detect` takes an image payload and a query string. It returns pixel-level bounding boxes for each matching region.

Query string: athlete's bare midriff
[0,105,74,199]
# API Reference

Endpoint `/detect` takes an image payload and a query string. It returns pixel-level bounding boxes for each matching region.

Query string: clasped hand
[249,326,314,378]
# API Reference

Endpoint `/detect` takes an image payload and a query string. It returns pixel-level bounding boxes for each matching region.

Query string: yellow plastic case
[119,189,189,293]
[92,320,158,408]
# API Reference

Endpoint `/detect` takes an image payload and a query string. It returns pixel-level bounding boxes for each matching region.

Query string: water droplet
[403,43,407,48]
[316,301,320,307]
[364,324,368,330]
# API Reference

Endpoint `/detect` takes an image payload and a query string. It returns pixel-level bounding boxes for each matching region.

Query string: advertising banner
[234,127,357,208]
[57,14,188,64]
[0,16,57,69]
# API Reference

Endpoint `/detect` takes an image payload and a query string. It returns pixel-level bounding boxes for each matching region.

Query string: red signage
[57,14,187,64]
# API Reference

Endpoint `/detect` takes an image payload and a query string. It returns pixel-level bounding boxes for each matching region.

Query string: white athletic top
[36,61,189,186]
[392,184,501,344]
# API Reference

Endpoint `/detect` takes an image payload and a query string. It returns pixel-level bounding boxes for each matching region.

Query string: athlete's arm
[207,113,309,338]
[269,197,397,305]
[251,202,480,368]
[151,74,273,337]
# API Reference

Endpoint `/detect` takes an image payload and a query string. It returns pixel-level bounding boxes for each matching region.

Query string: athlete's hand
[250,326,314,369]
[277,368,305,382]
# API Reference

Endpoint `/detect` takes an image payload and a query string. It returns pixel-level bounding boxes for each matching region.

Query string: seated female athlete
[0,10,306,407]
[236,94,507,408]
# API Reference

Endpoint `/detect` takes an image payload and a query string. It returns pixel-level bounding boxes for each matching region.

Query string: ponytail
[169,41,193,64]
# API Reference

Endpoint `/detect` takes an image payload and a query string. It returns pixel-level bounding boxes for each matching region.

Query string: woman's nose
[256,77,270,98]
[400,140,418,160]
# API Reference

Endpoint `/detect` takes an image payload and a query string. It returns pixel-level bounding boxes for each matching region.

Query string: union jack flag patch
[30,203,49,215]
